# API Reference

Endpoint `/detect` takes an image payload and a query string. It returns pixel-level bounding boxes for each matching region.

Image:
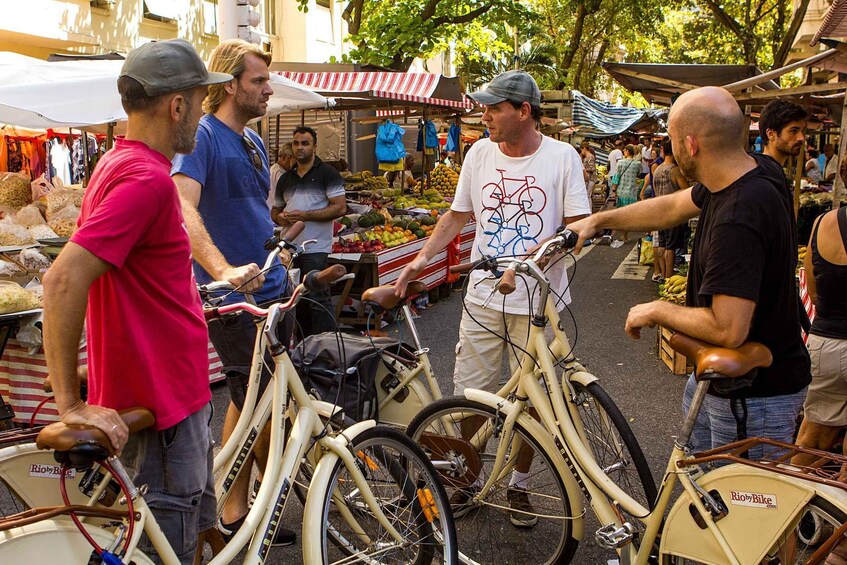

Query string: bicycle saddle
[362,280,428,311]
[36,407,155,464]
[669,333,772,380]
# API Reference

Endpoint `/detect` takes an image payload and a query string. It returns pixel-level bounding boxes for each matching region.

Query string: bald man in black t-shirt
[567,86,811,460]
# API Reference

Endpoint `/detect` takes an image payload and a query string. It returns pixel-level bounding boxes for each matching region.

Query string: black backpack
[290,332,414,422]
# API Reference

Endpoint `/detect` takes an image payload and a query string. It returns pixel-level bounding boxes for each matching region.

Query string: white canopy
[0,52,330,130]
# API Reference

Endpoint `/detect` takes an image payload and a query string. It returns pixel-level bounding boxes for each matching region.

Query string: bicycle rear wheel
[571,381,657,513]
[406,397,579,565]
[317,425,457,564]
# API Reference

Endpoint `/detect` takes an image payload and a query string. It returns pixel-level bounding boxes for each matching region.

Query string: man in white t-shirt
[608,139,624,180]
[394,70,591,526]
[640,136,653,176]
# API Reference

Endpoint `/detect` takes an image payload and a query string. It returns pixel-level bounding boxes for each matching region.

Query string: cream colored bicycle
[0,263,458,564]
[407,229,847,565]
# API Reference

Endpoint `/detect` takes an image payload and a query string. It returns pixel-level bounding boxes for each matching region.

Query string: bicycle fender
[568,371,599,388]
[661,463,847,564]
[337,420,378,447]
[463,388,586,541]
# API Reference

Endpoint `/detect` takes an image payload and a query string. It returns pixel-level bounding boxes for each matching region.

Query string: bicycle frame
[0,294,409,565]
[376,303,444,428]
[450,236,847,565]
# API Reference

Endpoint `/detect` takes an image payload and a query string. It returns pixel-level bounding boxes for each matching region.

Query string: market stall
[0,52,332,426]
[329,222,475,325]
[273,71,476,324]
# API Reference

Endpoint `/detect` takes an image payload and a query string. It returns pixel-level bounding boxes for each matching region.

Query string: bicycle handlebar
[496,228,577,294]
[304,264,347,293]
[450,228,578,294]
[199,222,308,299]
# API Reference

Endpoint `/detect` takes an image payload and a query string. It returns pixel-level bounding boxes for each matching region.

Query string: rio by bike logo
[729,490,777,509]
[29,463,77,480]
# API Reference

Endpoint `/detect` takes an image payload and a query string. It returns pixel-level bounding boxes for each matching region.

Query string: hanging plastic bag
[47,204,80,238]
[15,204,47,227]
[0,217,35,246]
[639,238,654,265]
[0,280,41,314]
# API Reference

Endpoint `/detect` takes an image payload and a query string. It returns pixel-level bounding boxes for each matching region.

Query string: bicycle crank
[417,432,483,489]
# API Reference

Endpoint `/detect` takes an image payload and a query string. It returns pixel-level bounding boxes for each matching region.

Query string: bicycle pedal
[595,522,634,549]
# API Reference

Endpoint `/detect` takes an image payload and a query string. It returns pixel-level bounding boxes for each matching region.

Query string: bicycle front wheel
[318,425,457,564]
[571,381,657,512]
[407,397,579,565]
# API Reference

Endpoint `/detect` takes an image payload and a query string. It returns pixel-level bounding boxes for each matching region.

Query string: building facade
[0,0,349,63]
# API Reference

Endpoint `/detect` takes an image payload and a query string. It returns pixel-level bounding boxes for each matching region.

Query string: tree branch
[772,0,810,69]
[561,0,590,72]
[699,0,745,39]
[432,4,494,26]
[420,0,442,22]
[342,0,366,35]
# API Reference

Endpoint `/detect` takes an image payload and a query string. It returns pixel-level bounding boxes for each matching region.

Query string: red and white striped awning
[813,0,847,45]
[278,72,473,110]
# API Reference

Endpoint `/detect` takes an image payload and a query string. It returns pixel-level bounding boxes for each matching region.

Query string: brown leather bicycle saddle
[36,407,155,457]
[362,280,428,311]
[669,333,772,381]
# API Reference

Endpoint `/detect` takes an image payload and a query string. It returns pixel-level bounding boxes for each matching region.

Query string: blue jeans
[120,403,215,564]
[682,374,806,461]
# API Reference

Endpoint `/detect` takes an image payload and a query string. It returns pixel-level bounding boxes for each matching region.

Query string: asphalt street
[207,236,689,564]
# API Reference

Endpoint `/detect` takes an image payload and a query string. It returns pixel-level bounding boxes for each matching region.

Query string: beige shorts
[803,333,847,426]
[453,300,529,395]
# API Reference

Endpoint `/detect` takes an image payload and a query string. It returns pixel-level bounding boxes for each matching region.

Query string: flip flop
[651,274,664,283]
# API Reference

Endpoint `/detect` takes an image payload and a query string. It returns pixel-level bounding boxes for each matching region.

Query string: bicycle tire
[662,496,847,564]
[406,397,579,565]
[317,425,458,564]
[571,381,657,514]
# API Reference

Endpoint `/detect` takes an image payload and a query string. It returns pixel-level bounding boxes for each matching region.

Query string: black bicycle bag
[290,332,415,422]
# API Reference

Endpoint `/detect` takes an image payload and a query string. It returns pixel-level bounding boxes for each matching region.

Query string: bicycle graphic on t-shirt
[480,169,547,256]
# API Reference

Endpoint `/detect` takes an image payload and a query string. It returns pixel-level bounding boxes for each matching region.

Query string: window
[143,0,179,23]
[264,0,277,36]
[203,0,218,35]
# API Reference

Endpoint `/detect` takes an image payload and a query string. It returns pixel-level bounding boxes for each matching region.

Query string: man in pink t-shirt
[42,40,232,563]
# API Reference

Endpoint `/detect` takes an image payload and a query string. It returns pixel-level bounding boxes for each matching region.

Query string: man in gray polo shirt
[273,125,346,337]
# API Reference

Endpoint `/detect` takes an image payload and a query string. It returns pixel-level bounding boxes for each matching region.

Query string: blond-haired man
[172,39,296,545]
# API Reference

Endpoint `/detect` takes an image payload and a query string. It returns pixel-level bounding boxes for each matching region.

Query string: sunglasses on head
[241,135,263,172]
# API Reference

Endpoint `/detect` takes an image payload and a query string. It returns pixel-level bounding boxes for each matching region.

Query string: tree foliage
[327,0,533,71]
[323,0,811,96]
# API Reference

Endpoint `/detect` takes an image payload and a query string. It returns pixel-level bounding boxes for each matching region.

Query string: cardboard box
[657,325,693,375]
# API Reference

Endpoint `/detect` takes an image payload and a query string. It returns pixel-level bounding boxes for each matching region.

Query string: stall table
[0,320,225,427]
[329,222,475,325]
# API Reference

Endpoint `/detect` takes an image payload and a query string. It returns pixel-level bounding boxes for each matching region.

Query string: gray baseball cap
[468,70,542,107]
[120,39,233,96]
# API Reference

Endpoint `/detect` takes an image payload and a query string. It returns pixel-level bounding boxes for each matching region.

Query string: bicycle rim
[407,397,578,565]
[571,381,657,523]
[319,425,457,564]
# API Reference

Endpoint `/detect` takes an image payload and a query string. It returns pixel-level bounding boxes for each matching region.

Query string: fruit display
[658,275,687,305]
[392,189,451,211]
[345,170,389,192]
[798,245,807,265]
[356,211,387,229]
[331,212,441,254]
[430,164,459,197]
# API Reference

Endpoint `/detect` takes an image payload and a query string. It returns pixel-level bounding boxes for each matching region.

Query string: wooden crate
[657,325,693,375]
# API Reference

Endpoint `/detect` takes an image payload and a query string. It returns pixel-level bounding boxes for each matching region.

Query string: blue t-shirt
[172,114,285,303]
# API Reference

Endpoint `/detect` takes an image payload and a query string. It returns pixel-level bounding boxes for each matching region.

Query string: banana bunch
[658,275,687,305]
[798,246,807,264]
